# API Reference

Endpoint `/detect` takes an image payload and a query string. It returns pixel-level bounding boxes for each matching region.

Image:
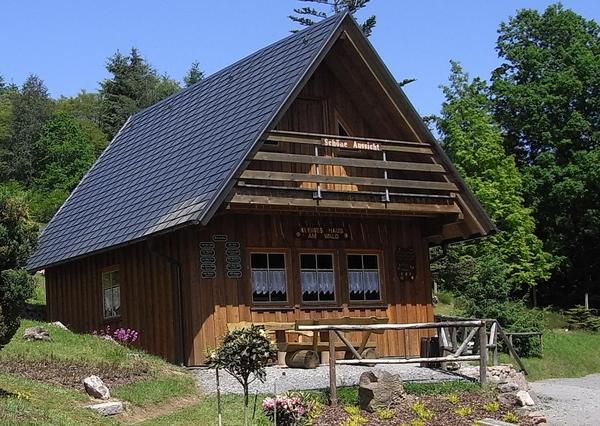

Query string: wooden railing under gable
[228,130,464,217]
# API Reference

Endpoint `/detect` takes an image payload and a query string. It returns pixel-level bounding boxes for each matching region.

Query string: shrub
[435,290,454,305]
[454,406,473,417]
[565,305,600,331]
[410,401,434,421]
[262,393,312,426]
[502,411,519,424]
[207,325,277,425]
[446,393,459,405]
[483,401,500,413]
[0,192,38,350]
[375,408,395,420]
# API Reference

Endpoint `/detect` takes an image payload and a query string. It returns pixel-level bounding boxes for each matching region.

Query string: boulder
[23,326,50,341]
[51,321,68,330]
[358,370,405,412]
[86,401,124,416]
[526,410,547,425]
[83,375,110,400]
[444,361,461,371]
[497,392,519,407]
[516,390,535,407]
[497,382,519,393]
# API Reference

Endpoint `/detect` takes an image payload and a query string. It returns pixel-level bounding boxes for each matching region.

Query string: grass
[501,329,600,381]
[28,274,46,305]
[139,394,271,426]
[0,320,197,424]
[0,372,114,426]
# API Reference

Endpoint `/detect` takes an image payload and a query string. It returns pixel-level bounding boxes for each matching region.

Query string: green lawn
[501,329,600,381]
[0,320,197,424]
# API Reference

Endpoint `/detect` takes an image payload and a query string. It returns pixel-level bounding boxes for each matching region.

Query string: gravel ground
[192,364,466,395]
[530,374,600,426]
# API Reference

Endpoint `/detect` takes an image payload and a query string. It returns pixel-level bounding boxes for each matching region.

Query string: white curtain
[252,270,286,294]
[301,271,334,294]
[349,270,380,294]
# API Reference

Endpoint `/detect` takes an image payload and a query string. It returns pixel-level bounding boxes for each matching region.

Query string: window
[102,269,121,319]
[251,253,287,303]
[300,253,335,302]
[347,254,381,301]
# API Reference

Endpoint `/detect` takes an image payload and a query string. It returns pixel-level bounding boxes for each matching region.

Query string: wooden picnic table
[227,316,389,368]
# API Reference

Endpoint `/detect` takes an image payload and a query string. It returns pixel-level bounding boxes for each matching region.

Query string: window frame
[101,266,121,320]
[298,251,338,305]
[247,249,291,306]
[345,251,384,304]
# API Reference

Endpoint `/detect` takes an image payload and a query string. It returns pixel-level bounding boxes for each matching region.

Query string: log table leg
[275,330,286,365]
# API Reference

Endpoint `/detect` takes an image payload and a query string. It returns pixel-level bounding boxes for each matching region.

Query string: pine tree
[289,0,376,36]
[99,48,180,139]
[183,61,204,87]
[9,75,52,185]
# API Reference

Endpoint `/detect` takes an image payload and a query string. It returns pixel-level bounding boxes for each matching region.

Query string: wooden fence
[297,320,488,405]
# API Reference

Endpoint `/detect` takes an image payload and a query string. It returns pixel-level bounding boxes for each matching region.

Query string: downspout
[147,238,186,366]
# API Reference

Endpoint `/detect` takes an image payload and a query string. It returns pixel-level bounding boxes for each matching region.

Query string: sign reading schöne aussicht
[321,137,381,152]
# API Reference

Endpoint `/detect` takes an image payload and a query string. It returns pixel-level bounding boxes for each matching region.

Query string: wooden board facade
[42,22,494,366]
[45,213,434,365]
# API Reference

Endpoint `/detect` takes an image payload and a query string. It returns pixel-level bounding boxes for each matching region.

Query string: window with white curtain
[251,253,287,303]
[300,253,335,302]
[347,254,381,301]
[102,269,121,318]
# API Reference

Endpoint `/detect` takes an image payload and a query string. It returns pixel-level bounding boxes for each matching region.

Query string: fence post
[479,321,487,386]
[329,330,337,405]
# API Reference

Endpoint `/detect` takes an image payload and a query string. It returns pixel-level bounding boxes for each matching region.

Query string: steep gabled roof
[28,13,494,271]
[27,14,347,271]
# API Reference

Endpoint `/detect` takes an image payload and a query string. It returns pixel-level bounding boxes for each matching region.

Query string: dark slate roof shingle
[27,13,347,270]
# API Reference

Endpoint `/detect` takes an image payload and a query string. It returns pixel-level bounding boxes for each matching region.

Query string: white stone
[23,326,50,341]
[83,375,110,400]
[50,321,68,330]
[86,401,124,416]
[516,390,535,407]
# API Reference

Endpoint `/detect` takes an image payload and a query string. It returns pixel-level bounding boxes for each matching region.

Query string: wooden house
[27,13,495,366]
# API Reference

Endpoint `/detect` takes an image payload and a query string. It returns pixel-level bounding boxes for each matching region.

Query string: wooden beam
[253,151,445,173]
[337,355,481,365]
[240,170,458,192]
[229,194,462,215]
[264,132,434,155]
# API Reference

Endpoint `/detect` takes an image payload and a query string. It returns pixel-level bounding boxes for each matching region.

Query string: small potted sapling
[208,325,277,425]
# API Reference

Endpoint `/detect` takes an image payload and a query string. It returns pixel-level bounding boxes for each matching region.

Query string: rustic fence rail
[297,320,488,405]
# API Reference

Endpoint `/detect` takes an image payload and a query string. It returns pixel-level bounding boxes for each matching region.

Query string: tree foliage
[491,4,600,306]
[5,75,52,186]
[183,61,204,87]
[289,0,376,36]
[0,190,37,349]
[436,62,553,292]
[100,48,181,139]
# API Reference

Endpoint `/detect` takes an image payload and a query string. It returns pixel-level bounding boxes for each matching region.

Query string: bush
[0,269,35,348]
[207,325,277,425]
[435,290,454,305]
[262,393,313,426]
[0,191,38,350]
[565,305,600,331]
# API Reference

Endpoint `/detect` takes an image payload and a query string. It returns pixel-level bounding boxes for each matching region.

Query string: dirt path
[530,374,600,426]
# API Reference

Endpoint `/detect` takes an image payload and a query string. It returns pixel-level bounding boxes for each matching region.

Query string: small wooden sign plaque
[296,225,349,240]
[321,137,381,152]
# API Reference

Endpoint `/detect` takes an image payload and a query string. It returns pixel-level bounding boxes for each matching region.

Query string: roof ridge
[133,12,348,121]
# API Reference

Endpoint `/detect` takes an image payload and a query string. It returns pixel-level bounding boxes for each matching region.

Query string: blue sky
[1,1,599,117]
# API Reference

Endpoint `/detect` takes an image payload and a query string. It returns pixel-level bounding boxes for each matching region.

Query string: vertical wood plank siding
[45,214,434,365]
